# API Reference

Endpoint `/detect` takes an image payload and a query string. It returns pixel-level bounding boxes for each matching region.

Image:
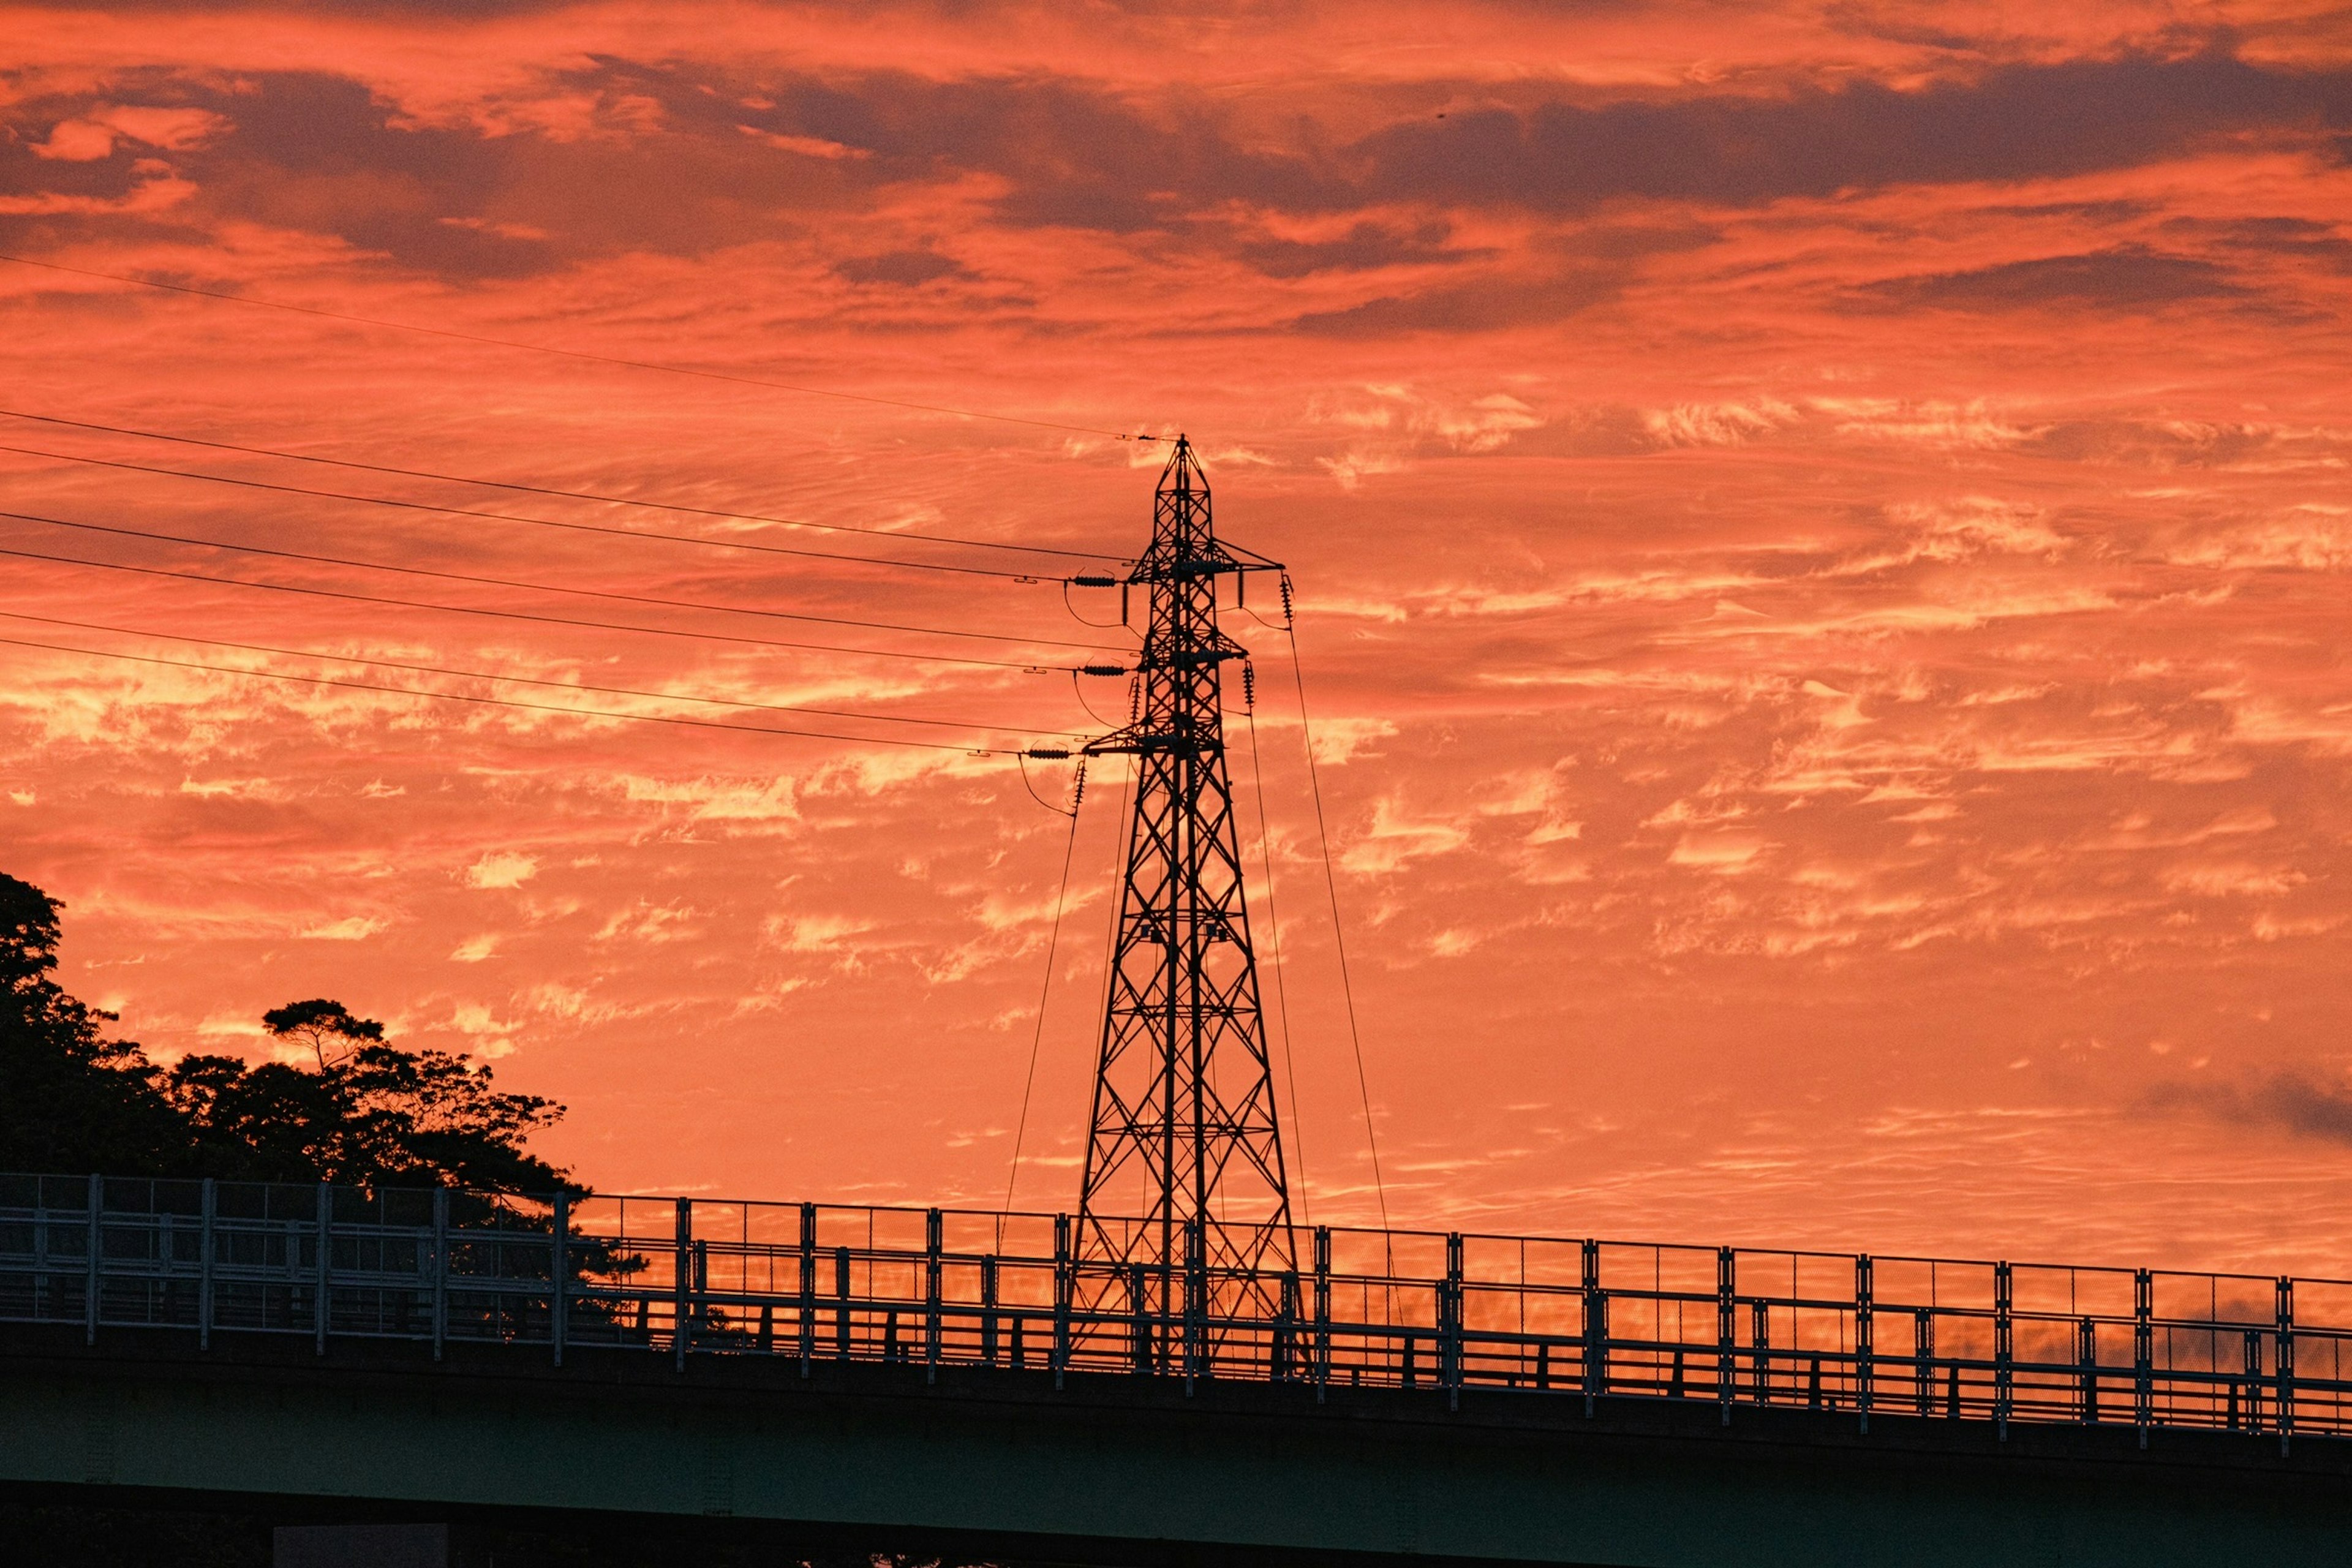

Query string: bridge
[4,1170,2350,1566]
[9,449,2349,1566]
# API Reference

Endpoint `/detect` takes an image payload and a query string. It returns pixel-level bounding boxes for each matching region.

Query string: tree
[165,1013,571,1193]
[259,998,383,1071]
[0,870,571,1194]
[0,873,187,1176]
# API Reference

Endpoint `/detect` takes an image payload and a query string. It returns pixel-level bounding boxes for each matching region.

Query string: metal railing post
[981,1254,1000,1366]
[1443,1232,1464,1412]
[1182,1217,1204,1393]
[1581,1238,1604,1417]
[924,1208,943,1384]
[672,1198,692,1371]
[314,1183,333,1355]
[198,1178,215,1352]
[1052,1214,1071,1390]
[797,1203,816,1378]
[1993,1261,2013,1439]
[2133,1268,2152,1447]
[84,1173,101,1346]
[2078,1317,2098,1424]
[551,1191,569,1368]
[1128,1264,1150,1373]
[431,1188,448,1362]
[2276,1276,2294,1457]
[160,1211,178,1331]
[1716,1248,1735,1427]
[1312,1226,1331,1404]
[1915,1307,1934,1415]
[835,1245,851,1359]
[1855,1254,1873,1434]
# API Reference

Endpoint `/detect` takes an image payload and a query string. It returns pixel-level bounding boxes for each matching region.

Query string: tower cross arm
[1129,543,1284,584]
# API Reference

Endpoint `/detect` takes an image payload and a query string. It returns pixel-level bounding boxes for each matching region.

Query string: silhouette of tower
[1075,436,1294,1292]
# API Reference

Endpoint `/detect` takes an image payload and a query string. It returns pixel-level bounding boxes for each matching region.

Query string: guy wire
[1281,577,1390,1235]
[1005,761,1087,1210]
[1244,694,1310,1230]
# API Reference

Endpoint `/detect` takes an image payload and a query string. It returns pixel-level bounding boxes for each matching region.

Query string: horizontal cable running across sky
[0,508,1122,652]
[0,609,1081,737]
[0,408,1137,564]
[0,631,1038,755]
[0,441,1119,586]
[0,543,1109,673]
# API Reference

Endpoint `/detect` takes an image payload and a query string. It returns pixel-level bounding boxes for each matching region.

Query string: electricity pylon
[1072,435,1295,1295]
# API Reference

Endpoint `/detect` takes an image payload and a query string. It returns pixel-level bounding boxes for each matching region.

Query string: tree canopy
[0,872,571,1194]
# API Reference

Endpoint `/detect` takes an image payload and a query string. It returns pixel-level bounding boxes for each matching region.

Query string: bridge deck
[2,1321,2346,1567]
[7,1172,2352,1565]
[6,1172,2346,1446]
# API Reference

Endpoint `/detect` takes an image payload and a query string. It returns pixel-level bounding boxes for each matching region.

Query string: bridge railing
[0,1172,2339,1448]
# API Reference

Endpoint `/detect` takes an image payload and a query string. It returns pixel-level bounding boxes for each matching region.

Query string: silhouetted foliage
[0,872,570,1194]
[260,997,385,1069]
[0,872,187,1175]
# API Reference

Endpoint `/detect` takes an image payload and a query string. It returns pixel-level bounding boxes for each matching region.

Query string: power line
[0,609,1071,737]
[0,440,1071,584]
[0,409,1132,564]
[0,507,1117,652]
[0,255,1161,445]
[0,632,1025,755]
[1245,701,1310,1229]
[1281,586,1388,1232]
[0,542,1081,673]
[1006,763,1087,1210]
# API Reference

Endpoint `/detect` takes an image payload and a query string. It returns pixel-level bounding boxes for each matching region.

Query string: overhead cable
[0,441,1078,584]
[1243,700,1310,1228]
[0,409,1132,563]
[0,609,1072,737]
[1280,578,1389,1232]
[1005,761,1087,1210]
[0,543,1082,673]
[0,255,1159,445]
[0,633,1027,755]
[0,507,1118,652]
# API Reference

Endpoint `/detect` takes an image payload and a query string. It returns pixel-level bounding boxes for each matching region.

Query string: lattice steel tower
[1076,435,1294,1286]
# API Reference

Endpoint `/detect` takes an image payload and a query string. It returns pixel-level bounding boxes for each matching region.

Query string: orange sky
[4,1,2351,1276]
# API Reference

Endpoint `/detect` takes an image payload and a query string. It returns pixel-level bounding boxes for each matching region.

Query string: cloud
[32,121,117,162]
[834,248,970,285]
[1820,399,2037,450]
[464,850,538,889]
[1643,398,1800,448]
[595,900,698,943]
[1667,831,1770,873]
[2150,1072,2352,1148]
[2166,510,2352,571]
[1852,246,2248,314]
[1833,496,2068,575]
[763,912,872,955]
[2161,216,2352,274]
[1287,269,1623,336]
[1349,54,2352,214]
[298,914,386,940]
[1236,219,1480,279]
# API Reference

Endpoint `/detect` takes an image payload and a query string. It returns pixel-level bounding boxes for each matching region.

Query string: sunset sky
[3,1,2351,1276]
